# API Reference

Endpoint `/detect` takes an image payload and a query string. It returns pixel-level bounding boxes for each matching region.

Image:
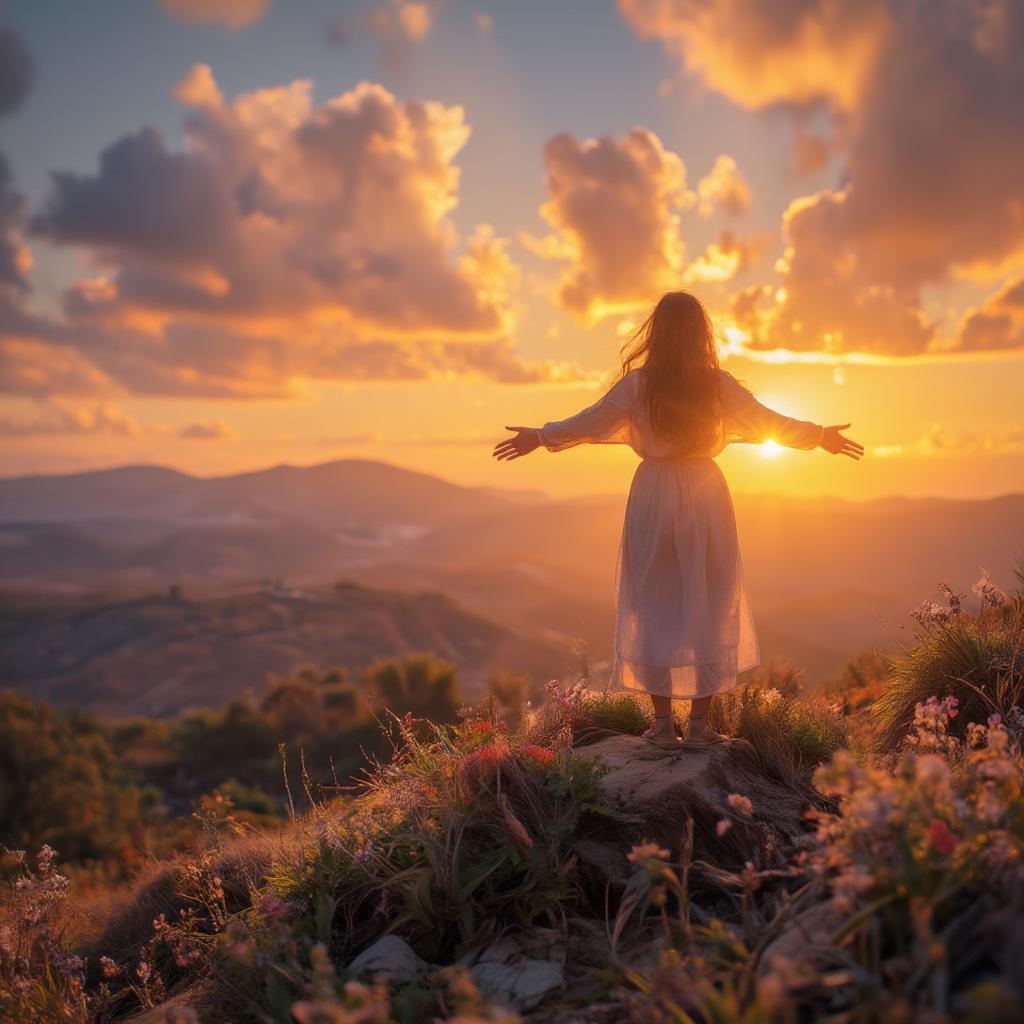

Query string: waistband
[641,454,715,463]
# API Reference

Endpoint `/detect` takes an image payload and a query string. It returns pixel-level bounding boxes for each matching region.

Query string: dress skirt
[610,456,760,699]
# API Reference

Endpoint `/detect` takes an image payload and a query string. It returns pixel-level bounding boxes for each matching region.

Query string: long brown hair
[619,290,721,448]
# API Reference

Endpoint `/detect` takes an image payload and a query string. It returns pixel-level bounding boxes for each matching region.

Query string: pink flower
[926,819,961,855]
[727,793,754,817]
[716,818,732,837]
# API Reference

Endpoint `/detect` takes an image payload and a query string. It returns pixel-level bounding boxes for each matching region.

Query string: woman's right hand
[821,423,864,460]
[493,426,542,461]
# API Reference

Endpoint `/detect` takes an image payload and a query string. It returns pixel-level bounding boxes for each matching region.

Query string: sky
[1,0,1023,500]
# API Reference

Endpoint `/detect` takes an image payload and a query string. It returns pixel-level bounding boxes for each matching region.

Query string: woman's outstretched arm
[720,371,864,459]
[493,373,636,461]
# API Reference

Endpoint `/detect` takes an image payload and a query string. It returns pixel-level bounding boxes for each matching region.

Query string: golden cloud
[6,69,575,401]
[0,399,141,437]
[159,0,269,30]
[623,0,1024,357]
[618,0,890,113]
[178,418,238,441]
[696,155,751,218]
[524,127,692,322]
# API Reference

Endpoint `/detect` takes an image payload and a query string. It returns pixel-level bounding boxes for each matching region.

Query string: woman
[492,291,863,750]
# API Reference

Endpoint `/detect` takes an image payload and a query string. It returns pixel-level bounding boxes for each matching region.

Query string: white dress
[538,367,824,699]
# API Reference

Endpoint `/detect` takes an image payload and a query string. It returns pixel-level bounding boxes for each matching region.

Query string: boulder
[348,935,427,986]
[467,932,566,1012]
[471,958,564,1012]
[574,734,812,871]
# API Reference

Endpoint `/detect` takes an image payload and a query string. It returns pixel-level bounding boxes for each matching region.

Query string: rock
[572,837,631,887]
[471,958,565,1012]
[348,935,427,986]
[574,734,811,869]
[467,933,566,1012]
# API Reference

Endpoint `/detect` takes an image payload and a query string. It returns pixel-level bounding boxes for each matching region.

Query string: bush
[267,711,607,966]
[0,692,143,862]
[709,680,848,789]
[872,577,1024,752]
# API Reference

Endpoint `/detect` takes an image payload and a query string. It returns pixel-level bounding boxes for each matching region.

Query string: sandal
[681,713,729,750]
[643,713,682,749]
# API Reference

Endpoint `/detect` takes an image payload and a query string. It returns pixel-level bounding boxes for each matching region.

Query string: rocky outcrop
[573,734,813,876]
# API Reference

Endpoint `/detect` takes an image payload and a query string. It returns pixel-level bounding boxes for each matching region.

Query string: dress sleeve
[719,371,824,450]
[538,373,636,452]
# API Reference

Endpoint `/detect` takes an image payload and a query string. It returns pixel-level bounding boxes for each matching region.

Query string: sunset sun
[760,439,783,458]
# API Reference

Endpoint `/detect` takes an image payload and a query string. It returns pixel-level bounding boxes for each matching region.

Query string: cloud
[624,0,1024,357]
[956,273,1024,352]
[368,1,434,44]
[522,128,692,321]
[0,26,32,291]
[872,423,1024,459]
[32,70,509,333]
[159,0,269,30]
[8,68,572,399]
[0,25,33,116]
[0,399,140,437]
[326,1,438,72]
[177,417,237,440]
[696,155,751,218]
[617,0,890,113]
[684,228,771,284]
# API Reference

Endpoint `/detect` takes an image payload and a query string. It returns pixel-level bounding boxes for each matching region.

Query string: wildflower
[100,955,122,978]
[909,695,958,752]
[915,753,951,788]
[257,891,290,923]
[971,568,1007,608]
[975,784,1006,823]
[627,842,671,865]
[977,758,1017,782]
[939,582,963,617]
[925,819,961,855]
[459,743,505,788]
[716,818,732,837]
[912,601,949,627]
[727,793,754,816]
[518,744,555,767]
[832,863,874,911]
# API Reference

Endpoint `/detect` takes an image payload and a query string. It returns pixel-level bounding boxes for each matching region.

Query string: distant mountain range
[2,459,1022,707]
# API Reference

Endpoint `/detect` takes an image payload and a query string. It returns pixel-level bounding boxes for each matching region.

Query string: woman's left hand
[493,426,541,461]
[821,423,865,459]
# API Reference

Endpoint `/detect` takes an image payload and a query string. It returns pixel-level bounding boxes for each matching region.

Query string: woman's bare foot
[681,712,728,749]
[643,713,681,748]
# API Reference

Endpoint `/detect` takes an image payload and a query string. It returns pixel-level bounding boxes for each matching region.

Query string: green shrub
[872,589,1023,752]
[267,713,607,964]
[710,679,848,787]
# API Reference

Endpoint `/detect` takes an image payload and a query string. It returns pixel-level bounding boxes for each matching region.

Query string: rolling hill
[0,582,574,718]
[1,459,1022,699]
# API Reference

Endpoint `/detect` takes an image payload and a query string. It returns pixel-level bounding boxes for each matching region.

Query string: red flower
[926,818,961,855]
[460,743,505,788]
[519,744,555,767]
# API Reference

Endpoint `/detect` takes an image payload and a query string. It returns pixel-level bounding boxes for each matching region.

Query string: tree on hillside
[363,653,462,723]
[0,691,143,862]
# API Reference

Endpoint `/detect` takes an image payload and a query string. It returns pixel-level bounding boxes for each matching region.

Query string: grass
[873,595,1024,752]
[3,571,1024,1022]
